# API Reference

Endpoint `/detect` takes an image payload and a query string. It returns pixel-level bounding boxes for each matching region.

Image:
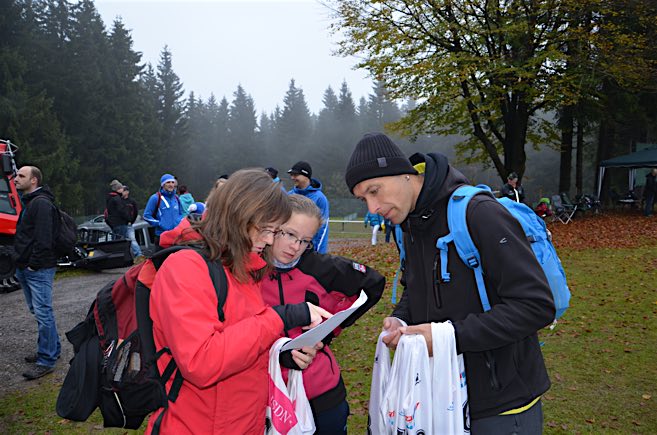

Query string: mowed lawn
[1,212,656,434]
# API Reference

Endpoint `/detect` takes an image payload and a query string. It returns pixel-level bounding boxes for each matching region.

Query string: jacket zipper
[276,273,289,338]
[484,350,501,391]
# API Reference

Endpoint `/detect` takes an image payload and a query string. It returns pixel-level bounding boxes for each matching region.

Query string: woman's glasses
[276,229,313,250]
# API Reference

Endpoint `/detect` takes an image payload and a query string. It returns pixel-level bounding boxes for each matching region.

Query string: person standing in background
[121,186,144,263]
[364,211,383,245]
[13,166,61,380]
[143,173,184,250]
[105,180,130,238]
[287,161,330,253]
[500,172,526,203]
[178,185,195,216]
[384,217,394,243]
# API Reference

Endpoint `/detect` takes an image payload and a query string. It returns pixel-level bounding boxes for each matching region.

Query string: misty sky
[95,0,374,114]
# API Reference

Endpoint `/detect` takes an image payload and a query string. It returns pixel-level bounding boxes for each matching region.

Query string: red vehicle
[0,139,22,293]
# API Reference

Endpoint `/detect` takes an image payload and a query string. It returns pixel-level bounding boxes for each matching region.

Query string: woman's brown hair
[193,168,291,283]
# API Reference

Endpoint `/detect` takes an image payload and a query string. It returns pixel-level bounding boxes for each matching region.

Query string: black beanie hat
[345,133,418,193]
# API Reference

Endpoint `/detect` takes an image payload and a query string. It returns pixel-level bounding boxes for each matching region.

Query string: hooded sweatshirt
[288,178,330,253]
[14,186,58,269]
[143,188,183,236]
[260,250,385,413]
[392,152,555,420]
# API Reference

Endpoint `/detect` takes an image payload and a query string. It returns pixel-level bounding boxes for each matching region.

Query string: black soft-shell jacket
[14,186,58,270]
[105,191,130,229]
[392,152,555,420]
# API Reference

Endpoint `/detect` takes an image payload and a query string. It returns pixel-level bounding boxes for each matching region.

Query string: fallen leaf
[642,394,651,400]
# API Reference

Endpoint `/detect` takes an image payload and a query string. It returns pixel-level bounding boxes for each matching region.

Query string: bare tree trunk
[576,118,584,196]
[559,105,574,193]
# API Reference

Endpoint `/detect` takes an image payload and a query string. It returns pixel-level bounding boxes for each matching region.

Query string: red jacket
[146,247,284,434]
[260,251,385,412]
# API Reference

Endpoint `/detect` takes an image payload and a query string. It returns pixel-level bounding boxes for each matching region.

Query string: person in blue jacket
[287,161,330,253]
[143,173,184,249]
[364,211,384,245]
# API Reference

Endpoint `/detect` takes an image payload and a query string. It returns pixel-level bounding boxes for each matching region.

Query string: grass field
[1,213,656,434]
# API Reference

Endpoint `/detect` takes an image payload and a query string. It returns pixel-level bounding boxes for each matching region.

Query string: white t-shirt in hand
[431,322,470,434]
[380,333,432,435]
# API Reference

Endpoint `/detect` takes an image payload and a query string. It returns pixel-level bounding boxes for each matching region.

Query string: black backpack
[53,207,78,256]
[56,245,228,432]
[33,196,77,256]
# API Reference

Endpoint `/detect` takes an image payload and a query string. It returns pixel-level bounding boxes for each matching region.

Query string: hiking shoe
[22,364,54,380]
[25,353,60,364]
[133,255,146,265]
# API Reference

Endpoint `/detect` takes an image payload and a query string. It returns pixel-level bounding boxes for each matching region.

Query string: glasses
[276,229,313,250]
[256,226,280,237]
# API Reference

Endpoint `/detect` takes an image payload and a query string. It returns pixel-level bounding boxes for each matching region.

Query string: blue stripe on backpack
[436,184,570,321]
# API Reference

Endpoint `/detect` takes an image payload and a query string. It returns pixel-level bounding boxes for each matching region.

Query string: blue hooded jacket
[288,178,330,253]
[143,187,183,236]
[364,212,384,227]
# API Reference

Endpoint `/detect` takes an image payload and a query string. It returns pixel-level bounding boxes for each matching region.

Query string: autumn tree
[331,0,583,181]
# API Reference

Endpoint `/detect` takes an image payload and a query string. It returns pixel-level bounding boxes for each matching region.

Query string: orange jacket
[146,249,284,434]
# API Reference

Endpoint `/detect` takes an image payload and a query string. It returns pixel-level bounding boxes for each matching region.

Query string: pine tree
[227,85,258,171]
[156,45,187,170]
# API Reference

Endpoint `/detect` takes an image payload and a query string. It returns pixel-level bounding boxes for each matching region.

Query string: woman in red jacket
[146,169,330,435]
[260,194,385,434]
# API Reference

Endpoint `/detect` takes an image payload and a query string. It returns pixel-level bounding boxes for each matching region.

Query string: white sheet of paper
[280,290,368,351]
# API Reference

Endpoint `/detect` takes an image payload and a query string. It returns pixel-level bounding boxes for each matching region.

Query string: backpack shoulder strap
[204,258,228,322]
[155,191,162,211]
[150,245,228,321]
[436,184,494,311]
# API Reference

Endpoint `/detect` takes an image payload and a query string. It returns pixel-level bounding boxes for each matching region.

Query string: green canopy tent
[598,147,657,198]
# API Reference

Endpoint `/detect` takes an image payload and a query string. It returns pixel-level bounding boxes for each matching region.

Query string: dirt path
[0,239,366,398]
[0,267,129,398]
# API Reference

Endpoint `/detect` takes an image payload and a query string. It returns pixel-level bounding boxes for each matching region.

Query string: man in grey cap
[345,132,555,433]
[106,179,130,239]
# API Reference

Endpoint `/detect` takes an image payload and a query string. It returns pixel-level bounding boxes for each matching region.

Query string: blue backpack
[436,185,570,320]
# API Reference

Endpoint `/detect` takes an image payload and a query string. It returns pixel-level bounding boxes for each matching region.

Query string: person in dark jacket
[500,172,526,203]
[105,179,130,237]
[644,168,657,216]
[345,133,555,433]
[121,185,143,262]
[261,195,385,434]
[13,166,61,380]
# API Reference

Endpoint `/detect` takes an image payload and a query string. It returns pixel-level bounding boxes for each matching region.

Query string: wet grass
[1,242,655,434]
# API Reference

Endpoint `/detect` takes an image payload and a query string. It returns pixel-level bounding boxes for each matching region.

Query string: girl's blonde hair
[287,194,324,229]
[194,169,291,283]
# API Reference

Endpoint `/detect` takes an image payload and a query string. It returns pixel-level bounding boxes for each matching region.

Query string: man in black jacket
[14,166,61,380]
[345,133,555,433]
[500,172,526,203]
[106,179,130,238]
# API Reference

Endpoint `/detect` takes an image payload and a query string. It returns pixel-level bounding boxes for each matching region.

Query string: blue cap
[160,173,175,186]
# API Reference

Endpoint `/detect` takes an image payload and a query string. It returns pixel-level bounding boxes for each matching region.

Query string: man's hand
[400,323,433,356]
[291,342,323,370]
[381,317,404,349]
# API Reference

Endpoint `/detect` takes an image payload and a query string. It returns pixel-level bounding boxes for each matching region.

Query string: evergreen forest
[2,0,656,216]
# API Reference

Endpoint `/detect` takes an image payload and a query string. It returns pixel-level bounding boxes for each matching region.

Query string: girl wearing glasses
[260,194,385,434]
[146,170,331,435]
